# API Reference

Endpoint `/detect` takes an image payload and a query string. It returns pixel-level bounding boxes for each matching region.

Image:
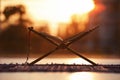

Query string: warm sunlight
[69,72,94,80]
[1,0,95,35]
[26,0,95,22]
[24,0,95,35]
[68,58,91,64]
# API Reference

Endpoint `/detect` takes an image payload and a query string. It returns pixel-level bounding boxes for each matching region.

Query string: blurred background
[0,0,120,58]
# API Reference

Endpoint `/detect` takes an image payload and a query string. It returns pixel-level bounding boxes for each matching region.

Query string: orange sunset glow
[26,0,95,35]
[1,0,95,35]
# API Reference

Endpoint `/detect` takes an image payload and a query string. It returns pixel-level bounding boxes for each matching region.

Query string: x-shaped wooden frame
[28,25,99,65]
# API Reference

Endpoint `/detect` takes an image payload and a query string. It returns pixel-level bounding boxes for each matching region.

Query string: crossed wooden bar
[28,25,99,65]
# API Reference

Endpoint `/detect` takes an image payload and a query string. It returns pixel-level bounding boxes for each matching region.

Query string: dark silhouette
[0,5,32,54]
